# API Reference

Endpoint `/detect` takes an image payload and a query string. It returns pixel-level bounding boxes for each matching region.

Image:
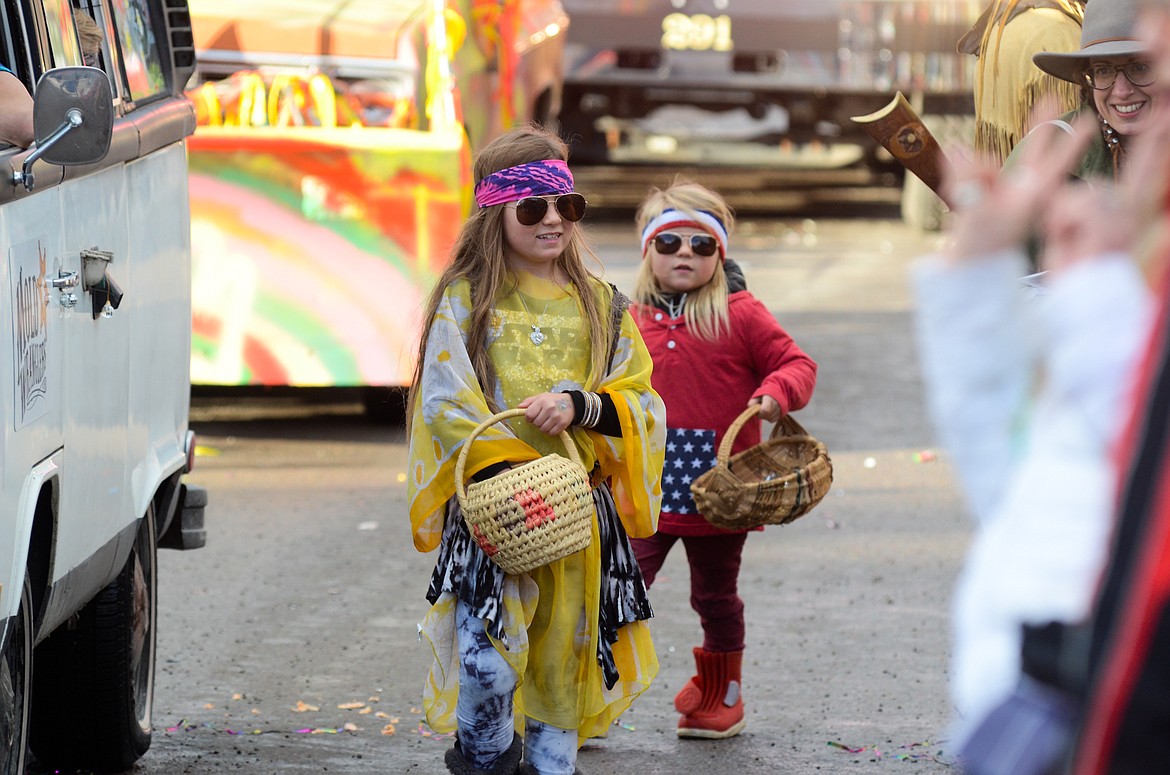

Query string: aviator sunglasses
[508,193,588,226]
[652,232,720,257]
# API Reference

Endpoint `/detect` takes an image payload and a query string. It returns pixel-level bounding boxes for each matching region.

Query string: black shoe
[445,735,524,775]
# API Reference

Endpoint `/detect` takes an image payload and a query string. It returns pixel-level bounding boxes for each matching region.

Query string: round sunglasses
[508,193,588,226]
[652,232,720,257]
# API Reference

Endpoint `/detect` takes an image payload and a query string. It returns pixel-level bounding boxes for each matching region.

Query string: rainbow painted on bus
[186,0,566,388]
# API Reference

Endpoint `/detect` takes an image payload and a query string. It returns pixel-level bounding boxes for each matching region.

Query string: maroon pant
[632,531,748,653]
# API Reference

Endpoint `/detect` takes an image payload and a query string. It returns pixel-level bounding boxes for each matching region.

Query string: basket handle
[715,404,761,463]
[716,404,813,463]
[453,407,586,500]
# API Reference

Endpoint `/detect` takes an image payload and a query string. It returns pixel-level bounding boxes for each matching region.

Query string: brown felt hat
[1033,0,1150,84]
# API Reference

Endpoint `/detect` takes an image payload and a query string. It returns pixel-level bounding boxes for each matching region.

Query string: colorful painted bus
[184,0,567,406]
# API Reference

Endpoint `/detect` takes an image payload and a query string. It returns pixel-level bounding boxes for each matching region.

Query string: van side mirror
[13,67,113,191]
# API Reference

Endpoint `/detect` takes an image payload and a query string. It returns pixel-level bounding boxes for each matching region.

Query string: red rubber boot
[677,648,745,739]
[674,644,703,715]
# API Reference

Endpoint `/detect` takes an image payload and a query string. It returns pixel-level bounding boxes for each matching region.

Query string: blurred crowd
[914,0,1170,772]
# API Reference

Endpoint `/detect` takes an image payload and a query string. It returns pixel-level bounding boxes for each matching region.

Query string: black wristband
[472,461,511,482]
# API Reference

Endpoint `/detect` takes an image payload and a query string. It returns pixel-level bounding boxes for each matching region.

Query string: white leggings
[456,600,578,775]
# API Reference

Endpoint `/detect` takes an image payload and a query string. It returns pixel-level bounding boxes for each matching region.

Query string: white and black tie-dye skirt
[427,483,653,690]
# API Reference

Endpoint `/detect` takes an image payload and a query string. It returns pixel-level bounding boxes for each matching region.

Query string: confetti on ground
[912,449,937,463]
[417,722,456,741]
[162,696,414,741]
[863,457,877,469]
[828,740,946,763]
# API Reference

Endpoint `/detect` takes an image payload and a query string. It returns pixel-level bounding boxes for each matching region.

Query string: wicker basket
[455,408,594,575]
[690,405,833,530]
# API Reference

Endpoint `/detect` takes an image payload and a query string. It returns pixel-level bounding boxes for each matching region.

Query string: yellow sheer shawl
[408,273,665,742]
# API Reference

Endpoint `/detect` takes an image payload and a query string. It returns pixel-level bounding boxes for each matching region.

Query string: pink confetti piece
[417,721,456,741]
[828,740,945,763]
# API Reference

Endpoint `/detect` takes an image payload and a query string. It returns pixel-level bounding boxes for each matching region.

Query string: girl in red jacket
[629,179,818,739]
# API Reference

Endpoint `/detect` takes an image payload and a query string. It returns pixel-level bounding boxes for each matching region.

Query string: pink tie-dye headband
[474,160,575,208]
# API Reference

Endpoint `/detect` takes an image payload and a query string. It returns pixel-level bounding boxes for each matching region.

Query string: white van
[0,0,205,771]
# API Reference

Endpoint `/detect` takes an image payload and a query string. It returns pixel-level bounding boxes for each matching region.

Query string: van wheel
[30,509,157,770]
[0,574,32,775]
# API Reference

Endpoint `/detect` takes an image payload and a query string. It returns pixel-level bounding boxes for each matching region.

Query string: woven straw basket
[690,404,833,530]
[455,408,594,575]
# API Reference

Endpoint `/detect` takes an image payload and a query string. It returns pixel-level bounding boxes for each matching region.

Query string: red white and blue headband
[473,159,574,208]
[640,208,729,260]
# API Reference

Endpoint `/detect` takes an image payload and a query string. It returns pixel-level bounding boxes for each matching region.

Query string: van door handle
[48,270,79,290]
[48,270,80,308]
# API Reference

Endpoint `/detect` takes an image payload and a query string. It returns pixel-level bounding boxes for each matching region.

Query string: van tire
[0,573,32,775]
[29,509,157,770]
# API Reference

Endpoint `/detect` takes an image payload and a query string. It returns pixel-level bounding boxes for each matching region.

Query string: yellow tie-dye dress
[408,271,666,744]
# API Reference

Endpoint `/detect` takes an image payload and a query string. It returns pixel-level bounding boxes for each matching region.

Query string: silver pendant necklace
[517,292,551,345]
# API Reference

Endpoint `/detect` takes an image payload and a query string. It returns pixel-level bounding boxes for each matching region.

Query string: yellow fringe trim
[974,4,1084,164]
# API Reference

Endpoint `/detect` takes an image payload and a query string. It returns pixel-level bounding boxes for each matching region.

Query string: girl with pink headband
[406,124,666,775]
[629,178,818,740]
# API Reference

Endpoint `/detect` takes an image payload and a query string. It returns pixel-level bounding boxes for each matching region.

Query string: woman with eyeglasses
[626,179,818,740]
[1011,0,1158,180]
[406,124,666,775]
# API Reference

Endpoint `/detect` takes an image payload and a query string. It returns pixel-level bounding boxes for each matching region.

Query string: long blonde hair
[407,124,610,418]
[632,178,735,342]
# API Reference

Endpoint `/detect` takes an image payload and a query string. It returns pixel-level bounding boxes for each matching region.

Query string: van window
[1,2,29,82]
[108,0,165,101]
[42,0,81,65]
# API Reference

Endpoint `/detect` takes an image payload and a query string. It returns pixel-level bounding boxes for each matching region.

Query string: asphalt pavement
[126,216,972,774]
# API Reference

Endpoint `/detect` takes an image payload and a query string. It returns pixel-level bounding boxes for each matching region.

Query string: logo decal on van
[11,239,50,429]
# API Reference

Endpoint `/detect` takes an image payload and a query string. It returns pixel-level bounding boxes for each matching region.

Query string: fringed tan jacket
[958,1,1085,165]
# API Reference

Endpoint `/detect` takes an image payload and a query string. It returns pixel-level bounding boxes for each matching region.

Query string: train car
[558,0,978,190]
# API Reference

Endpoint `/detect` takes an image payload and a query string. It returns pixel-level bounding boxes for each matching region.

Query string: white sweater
[912,249,1153,745]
